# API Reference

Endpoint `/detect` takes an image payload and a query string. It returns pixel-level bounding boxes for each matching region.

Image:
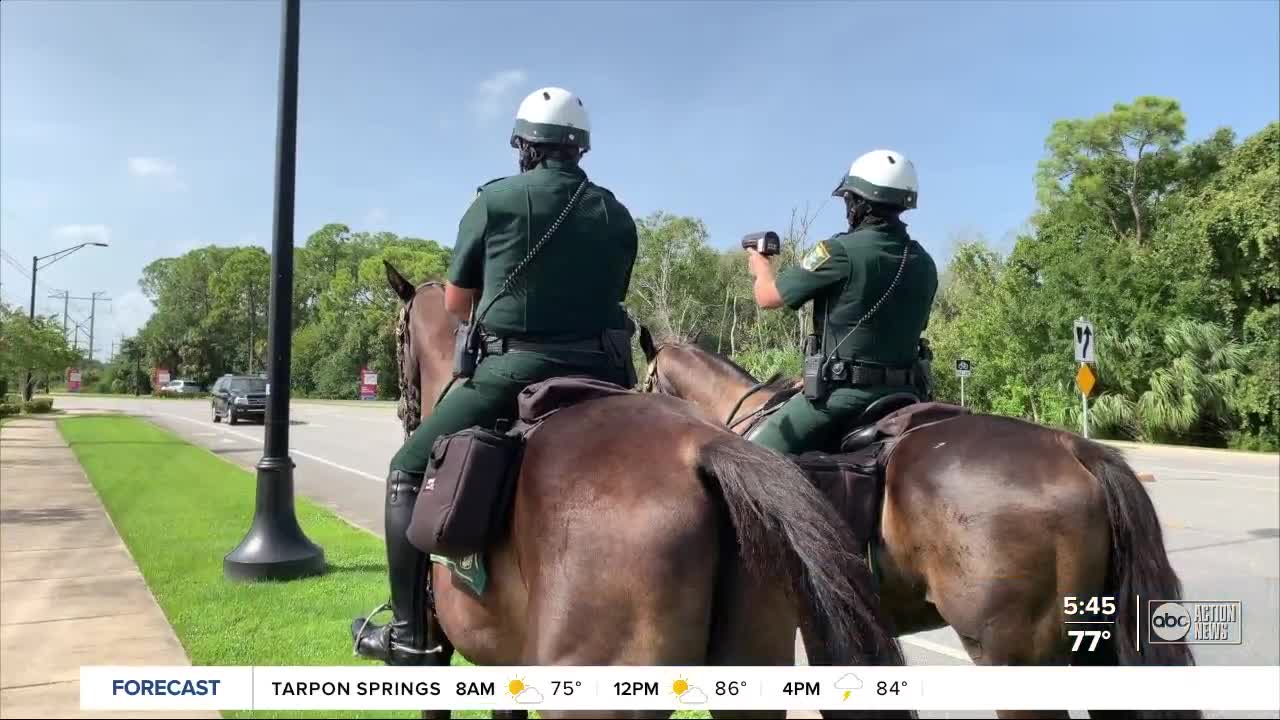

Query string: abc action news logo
[1148,600,1242,645]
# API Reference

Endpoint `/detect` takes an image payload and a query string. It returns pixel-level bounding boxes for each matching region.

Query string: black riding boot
[351,469,437,665]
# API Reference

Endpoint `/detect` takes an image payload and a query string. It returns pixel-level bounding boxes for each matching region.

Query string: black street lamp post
[223,0,325,582]
[24,241,109,401]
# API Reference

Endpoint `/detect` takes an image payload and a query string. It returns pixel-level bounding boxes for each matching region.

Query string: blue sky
[2,0,1277,359]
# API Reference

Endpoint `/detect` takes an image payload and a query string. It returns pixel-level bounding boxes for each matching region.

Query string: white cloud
[678,687,707,704]
[115,289,155,337]
[52,224,112,246]
[471,69,528,121]
[514,687,543,704]
[835,673,863,690]
[365,207,388,227]
[127,156,187,190]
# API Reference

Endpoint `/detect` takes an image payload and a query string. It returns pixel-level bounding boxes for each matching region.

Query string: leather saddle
[836,392,923,453]
[407,376,634,558]
[797,396,971,576]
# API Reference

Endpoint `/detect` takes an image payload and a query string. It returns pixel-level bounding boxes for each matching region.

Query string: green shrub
[0,402,21,418]
[23,398,54,414]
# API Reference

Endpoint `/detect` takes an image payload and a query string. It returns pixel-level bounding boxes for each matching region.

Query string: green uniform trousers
[750,384,915,455]
[390,349,624,474]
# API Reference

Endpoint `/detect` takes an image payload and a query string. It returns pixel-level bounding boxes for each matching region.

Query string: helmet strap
[845,193,871,231]
[517,139,582,172]
[844,192,902,231]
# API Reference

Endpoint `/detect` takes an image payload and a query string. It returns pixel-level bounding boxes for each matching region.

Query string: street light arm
[36,242,109,270]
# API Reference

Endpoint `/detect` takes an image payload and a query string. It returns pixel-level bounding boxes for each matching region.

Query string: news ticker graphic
[81,666,1280,712]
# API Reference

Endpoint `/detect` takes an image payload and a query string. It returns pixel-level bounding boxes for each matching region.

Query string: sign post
[954,358,972,407]
[153,367,170,393]
[359,368,378,401]
[1074,318,1097,438]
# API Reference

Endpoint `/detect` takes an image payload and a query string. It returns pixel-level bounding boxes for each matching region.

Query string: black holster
[452,322,481,379]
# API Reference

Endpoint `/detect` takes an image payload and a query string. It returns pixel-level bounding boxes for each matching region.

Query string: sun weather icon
[507,677,544,704]
[671,676,708,704]
[835,673,863,702]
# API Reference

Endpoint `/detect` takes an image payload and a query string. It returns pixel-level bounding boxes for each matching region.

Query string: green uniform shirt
[448,159,638,340]
[775,218,937,367]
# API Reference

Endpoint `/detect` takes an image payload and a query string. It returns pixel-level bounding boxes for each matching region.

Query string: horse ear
[638,324,658,360]
[384,260,415,303]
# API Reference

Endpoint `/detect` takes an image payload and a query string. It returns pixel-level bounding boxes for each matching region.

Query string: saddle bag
[406,426,523,557]
[793,448,886,553]
[517,375,634,424]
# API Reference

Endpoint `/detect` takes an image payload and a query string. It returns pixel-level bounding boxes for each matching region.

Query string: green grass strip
[58,415,707,720]
[58,416,454,719]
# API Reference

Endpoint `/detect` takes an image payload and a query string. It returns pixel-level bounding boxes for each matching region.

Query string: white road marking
[1138,464,1277,482]
[901,635,973,663]
[151,411,385,484]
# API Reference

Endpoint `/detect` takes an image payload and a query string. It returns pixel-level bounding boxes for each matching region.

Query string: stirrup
[351,601,443,657]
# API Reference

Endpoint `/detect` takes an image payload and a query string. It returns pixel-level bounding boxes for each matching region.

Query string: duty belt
[832,362,915,388]
[482,335,605,355]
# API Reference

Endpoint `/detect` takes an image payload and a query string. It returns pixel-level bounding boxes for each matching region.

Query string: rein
[645,345,789,435]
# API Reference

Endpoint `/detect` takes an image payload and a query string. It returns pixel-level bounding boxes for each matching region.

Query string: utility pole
[53,292,111,358]
[22,242,108,400]
[88,291,109,363]
[48,291,70,337]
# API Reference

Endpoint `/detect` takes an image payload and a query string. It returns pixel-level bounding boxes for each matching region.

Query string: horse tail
[1072,437,1197,670]
[697,435,903,667]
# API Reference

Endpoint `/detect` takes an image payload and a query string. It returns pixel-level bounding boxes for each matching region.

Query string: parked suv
[211,374,268,425]
[159,379,203,396]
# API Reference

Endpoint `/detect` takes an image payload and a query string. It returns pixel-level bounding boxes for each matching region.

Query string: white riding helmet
[510,87,591,152]
[832,149,918,210]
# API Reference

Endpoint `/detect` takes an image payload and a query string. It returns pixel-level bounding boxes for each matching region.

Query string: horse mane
[394,280,445,437]
[670,340,802,410]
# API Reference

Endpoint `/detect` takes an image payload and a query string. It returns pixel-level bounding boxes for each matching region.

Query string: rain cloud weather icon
[835,673,863,702]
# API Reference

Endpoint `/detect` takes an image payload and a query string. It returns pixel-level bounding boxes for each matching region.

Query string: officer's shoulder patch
[801,241,833,271]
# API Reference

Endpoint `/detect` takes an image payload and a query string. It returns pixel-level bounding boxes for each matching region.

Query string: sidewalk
[0,415,215,719]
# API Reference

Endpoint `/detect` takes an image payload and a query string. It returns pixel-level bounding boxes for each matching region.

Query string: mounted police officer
[746,149,938,455]
[351,86,639,665]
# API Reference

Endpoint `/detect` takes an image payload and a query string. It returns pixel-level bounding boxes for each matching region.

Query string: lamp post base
[223,457,326,582]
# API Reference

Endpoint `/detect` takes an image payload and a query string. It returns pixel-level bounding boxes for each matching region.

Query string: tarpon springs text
[272,681,442,697]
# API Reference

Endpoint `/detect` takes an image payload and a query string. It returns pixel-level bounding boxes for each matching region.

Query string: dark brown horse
[382,262,906,720]
[638,331,1200,720]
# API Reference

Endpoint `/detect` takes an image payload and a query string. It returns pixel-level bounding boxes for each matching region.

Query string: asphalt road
[52,394,1280,716]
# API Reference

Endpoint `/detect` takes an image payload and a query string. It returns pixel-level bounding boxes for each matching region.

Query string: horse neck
[662,347,770,424]
[410,285,459,413]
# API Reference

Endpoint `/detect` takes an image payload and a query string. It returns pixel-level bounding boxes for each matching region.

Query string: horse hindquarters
[878,420,1111,668]
[515,401,723,673]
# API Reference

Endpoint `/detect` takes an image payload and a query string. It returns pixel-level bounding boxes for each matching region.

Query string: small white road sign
[1074,318,1096,364]
[955,359,973,377]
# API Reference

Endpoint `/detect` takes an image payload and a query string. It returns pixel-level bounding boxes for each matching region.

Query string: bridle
[394,280,444,439]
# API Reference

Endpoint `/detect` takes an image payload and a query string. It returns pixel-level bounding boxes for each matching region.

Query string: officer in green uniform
[351,86,639,665]
[746,149,938,455]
